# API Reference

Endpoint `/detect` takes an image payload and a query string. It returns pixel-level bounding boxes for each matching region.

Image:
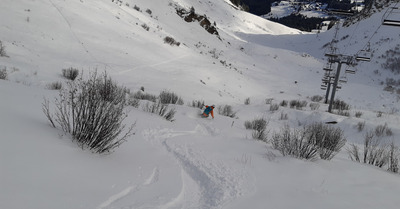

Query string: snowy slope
[1,0,400,209]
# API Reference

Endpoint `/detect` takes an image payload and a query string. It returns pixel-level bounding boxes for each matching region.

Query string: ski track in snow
[142,121,247,209]
[97,167,160,209]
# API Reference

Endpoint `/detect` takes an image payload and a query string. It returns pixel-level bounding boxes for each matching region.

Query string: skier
[202,105,215,119]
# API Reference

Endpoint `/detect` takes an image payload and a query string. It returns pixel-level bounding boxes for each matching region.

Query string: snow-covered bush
[131,90,157,102]
[188,100,204,109]
[164,36,180,46]
[142,101,176,122]
[47,81,62,90]
[348,137,399,173]
[356,121,366,132]
[244,97,250,105]
[141,23,149,31]
[280,111,288,120]
[127,95,140,108]
[289,100,307,110]
[0,67,7,80]
[0,40,8,57]
[306,122,346,160]
[265,98,273,104]
[331,99,350,111]
[309,103,320,110]
[42,71,134,154]
[355,111,363,118]
[271,124,319,160]
[271,122,346,160]
[388,142,399,173]
[381,45,400,74]
[133,5,141,12]
[269,103,279,112]
[310,95,324,102]
[375,123,393,137]
[62,67,79,81]
[279,100,288,107]
[244,117,269,141]
[159,90,184,105]
[217,104,236,118]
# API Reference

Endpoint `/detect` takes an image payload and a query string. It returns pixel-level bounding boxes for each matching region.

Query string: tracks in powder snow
[97,167,160,209]
[96,120,246,209]
[140,121,246,209]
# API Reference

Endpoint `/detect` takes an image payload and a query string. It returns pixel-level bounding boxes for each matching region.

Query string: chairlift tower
[321,20,372,113]
[324,54,354,113]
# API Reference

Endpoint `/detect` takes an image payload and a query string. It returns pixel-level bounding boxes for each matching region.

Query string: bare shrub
[0,40,8,57]
[289,100,307,110]
[265,98,273,104]
[47,81,62,90]
[388,142,399,173]
[0,67,7,80]
[145,9,152,15]
[271,122,346,160]
[164,36,180,46]
[347,144,361,162]
[271,125,319,160]
[42,71,134,154]
[159,90,184,105]
[244,97,250,105]
[142,101,176,122]
[335,109,350,117]
[189,100,204,109]
[280,100,288,107]
[269,103,279,112]
[348,131,389,167]
[348,138,399,173]
[331,99,350,110]
[306,122,346,160]
[356,121,366,132]
[375,123,392,137]
[309,103,320,110]
[141,23,150,31]
[244,117,269,141]
[310,95,324,102]
[355,111,363,118]
[131,90,157,102]
[133,5,141,12]
[127,95,140,108]
[217,105,236,118]
[62,67,79,81]
[280,111,288,120]
[363,131,388,167]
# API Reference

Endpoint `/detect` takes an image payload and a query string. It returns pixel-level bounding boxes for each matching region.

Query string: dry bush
[159,90,184,105]
[0,40,8,57]
[131,90,157,102]
[218,105,236,118]
[271,122,346,160]
[164,36,180,46]
[42,71,134,153]
[62,67,79,81]
[0,67,7,80]
[244,117,269,142]
[142,101,176,122]
[189,100,204,109]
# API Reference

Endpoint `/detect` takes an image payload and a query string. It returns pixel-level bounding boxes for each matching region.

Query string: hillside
[1,0,400,209]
